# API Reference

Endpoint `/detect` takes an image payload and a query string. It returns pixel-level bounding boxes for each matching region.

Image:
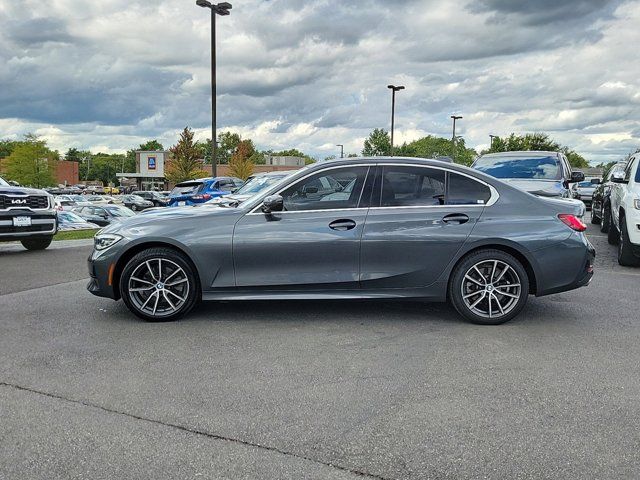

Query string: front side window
[447,173,492,205]
[380,166,445,207]
[279,166,368,211]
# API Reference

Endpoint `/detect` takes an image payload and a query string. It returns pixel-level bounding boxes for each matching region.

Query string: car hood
[100,205,241,235]
[0,186,51,196]
[501,179,566,197]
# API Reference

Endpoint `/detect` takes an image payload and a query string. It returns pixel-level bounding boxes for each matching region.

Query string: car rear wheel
[600,203,610,233]
[618,218,640,266]
[21,237,53,251]
[449,249,529,325]
[120,247,199,321]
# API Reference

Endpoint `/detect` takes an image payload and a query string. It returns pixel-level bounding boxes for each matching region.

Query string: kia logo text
[10,199,27,204]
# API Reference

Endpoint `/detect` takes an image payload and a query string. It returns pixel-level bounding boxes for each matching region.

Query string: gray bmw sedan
[87,158,595,325]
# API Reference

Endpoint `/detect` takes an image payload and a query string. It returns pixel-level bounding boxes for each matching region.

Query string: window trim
[247,164,372,215]
[373,163,499,209]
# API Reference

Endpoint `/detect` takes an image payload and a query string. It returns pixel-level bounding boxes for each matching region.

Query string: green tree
[5,136,57,187]
[166,127,206,184]
[483,133,588,168]
[362,129,391,156]
[395,135,477,166]
[0,139,18,159]
[138,140,164,151]
[65,147,82,162]
[228,140,255,180]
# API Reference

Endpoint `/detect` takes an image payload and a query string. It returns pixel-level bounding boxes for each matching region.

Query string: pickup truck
[608,153,640,266]
[0,176,58,250]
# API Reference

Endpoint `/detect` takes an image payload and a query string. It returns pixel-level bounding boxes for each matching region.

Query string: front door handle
[329,219,357,231]
[442,213,469,225]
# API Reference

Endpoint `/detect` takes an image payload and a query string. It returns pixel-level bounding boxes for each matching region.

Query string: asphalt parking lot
[1,223,639,479]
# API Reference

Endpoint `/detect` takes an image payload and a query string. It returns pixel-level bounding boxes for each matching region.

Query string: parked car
[132,190,170,207]
[84,195,120,204]
[0,175,58,250]
[571,180,598,209]
[87,157,594,325]
[607,153,640,266]
[57,211,100,231]
[204,171,295,207]
[121,194,154,211]
[73,204,135,226]
[472,151,585,200]
[591,162,627,231]
[54,198,77,211]
[168,177,244,207]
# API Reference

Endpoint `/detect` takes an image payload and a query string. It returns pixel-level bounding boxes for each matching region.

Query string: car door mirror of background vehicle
[262,195,284,213]
[570,171,585,183]
[611,173,628,184]
[590,178,601,185]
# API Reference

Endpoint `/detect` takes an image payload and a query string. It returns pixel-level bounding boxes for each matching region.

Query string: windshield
[0,176,8,186]
[171,182,203,196]
[58,211,86,223]
[577,181,593,188]
[474,155,562,180]
[106,206,135,217]
[235,175,288,195]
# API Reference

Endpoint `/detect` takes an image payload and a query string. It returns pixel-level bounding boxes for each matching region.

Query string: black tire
[590,205,600,224]
[618,218,640,266]
[607,212,619,245]
[21,237,53,251]
[119,247,200,322]
[449,249,530,325]
[600,203,610,233]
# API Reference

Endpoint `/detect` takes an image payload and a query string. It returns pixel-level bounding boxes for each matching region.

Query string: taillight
[558,214,587,232]
[202,194,211,200]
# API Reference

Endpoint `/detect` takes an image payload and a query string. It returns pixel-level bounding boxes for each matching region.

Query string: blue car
[168,177,244,207]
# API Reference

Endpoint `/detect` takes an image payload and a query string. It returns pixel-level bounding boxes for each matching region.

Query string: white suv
[609,153,640,266]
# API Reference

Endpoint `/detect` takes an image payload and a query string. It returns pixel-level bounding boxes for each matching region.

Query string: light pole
[196,0,232,177]
[450,115,462,162]
[387,84,405,156]
[336,144,344,158]
[489,134,497,149]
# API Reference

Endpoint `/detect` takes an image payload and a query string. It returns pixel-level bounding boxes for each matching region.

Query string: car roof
[478,151,561,158]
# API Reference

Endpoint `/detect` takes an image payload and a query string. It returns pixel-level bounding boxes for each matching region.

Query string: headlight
[94,233,122,251]
[634,199,640,210]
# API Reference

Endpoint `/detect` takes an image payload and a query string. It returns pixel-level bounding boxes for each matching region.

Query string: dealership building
[117,150,169,191]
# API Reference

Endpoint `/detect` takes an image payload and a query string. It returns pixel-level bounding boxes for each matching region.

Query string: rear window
[474,155,561,180]
[171,182,203,195]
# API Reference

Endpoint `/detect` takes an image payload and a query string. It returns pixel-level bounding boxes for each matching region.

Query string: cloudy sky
[1,0,639,163]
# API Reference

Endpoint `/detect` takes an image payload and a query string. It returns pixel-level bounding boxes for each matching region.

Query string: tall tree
[165,127,206,184]
[5,135,57,187]
[228,140,255,180]
[138,140,164,151]
[362,129,391,156]
[395,135,477,166]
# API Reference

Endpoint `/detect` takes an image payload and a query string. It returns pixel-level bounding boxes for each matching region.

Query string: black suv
[0,176,58,250]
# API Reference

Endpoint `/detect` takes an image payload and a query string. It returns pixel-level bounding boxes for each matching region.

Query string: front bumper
[87,245,122,299]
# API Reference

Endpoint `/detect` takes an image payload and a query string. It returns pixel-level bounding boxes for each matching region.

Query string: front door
[233,165,371,289]
[360,165,493,289]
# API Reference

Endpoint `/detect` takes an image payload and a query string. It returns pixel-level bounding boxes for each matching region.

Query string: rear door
[360,164,494,289]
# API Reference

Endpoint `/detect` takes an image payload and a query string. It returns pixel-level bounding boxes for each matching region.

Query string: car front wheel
[21,237,53,251]
[600,203,610,233]
[120,247,200,321]
[449,249,529,325]
[618,219,640,267]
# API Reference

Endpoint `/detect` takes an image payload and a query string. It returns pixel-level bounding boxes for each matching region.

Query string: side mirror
[569,171,585,183]
[590,178,601,185]
[262,195,284,213]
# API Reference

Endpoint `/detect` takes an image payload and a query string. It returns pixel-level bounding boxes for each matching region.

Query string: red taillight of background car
[558,214,587,232]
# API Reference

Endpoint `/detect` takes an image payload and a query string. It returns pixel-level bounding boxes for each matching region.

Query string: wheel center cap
[486,285,494,292]
[156,283,164,290]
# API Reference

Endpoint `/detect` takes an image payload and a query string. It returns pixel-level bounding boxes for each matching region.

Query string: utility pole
[450,115,463,162]
[387,84,405,156]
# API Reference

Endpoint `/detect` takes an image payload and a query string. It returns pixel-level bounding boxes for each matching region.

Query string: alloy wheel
[460,259,522,319]
[127,258,190,317]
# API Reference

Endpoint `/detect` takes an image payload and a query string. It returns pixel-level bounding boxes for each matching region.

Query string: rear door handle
[442,213,469,225]
[329,219,357,231]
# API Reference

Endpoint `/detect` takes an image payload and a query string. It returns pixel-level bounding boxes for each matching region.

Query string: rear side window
[633,159,640,183]
[447,173,492,205]
[380,166,445,207]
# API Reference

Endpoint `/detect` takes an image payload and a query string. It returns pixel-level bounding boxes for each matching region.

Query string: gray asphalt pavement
[1,223,639,479]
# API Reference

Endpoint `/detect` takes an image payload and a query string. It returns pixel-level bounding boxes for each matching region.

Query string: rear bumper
[534,233,595,297]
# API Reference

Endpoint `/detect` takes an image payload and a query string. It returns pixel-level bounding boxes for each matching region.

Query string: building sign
[148,156,156,170]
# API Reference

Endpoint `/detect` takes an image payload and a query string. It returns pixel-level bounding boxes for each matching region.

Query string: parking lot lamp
[196,0,232,177]
[489,134,497,149]
[387,85,405,156]
[336,144,344,158]
[450,115,462,162]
